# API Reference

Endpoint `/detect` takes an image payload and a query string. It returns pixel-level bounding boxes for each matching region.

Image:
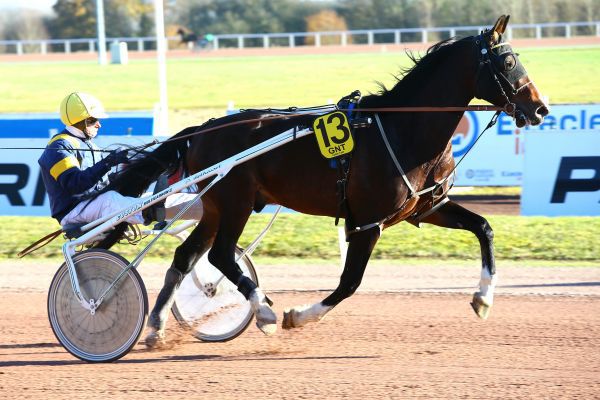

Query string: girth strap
[334,156,352,226]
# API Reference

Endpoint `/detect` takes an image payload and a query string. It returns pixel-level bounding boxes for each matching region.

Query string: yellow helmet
[59,92,108,126]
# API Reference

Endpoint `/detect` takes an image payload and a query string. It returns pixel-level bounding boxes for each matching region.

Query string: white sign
[0,136,159,217]
[521,131,600,216]
[451,104,600,186]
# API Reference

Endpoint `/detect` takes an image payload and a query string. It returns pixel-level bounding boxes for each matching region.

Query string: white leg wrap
[477,267,498,306]
[249,288,277,336]
[283,303,333,329]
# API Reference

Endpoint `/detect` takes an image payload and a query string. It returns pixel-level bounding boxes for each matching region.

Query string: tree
[0,10,49,41]
[0,9,49,53]
[46,0,137,39]
[305,10,350,45]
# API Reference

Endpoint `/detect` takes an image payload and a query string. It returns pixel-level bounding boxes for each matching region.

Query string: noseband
[473,34,530,117]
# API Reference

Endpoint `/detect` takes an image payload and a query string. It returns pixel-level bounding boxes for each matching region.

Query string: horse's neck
[393,66,475,153]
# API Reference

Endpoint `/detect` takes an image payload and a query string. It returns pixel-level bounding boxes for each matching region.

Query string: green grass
[5,214,599,263]
[2,46,599,118]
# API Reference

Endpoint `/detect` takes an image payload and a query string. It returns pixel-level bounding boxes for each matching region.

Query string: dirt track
[1,260,599,399]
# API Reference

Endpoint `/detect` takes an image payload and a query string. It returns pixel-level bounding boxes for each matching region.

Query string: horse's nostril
[537,105,549,117]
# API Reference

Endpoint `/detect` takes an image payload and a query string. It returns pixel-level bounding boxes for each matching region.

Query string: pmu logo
[551,156,600,203]
[451,111,479,158]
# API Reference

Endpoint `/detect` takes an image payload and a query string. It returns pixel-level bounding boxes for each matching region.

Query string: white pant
[60,190,203,227]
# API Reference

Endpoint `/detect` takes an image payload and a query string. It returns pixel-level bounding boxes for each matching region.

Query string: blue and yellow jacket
[38,131,112,222]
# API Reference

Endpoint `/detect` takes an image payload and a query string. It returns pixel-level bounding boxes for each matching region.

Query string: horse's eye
[504,54,516,71]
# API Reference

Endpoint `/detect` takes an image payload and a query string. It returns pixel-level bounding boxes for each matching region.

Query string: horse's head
[473,15,549,127]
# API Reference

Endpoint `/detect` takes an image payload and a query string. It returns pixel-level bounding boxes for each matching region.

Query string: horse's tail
[102,126,197,198]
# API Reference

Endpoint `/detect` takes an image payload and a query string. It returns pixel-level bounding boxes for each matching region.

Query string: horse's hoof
[250,290,277,336]
[254,306,277,336]
[282,308,296,330]
[256,320,277,336]
[470,293,492,320]
[145,329,167,349]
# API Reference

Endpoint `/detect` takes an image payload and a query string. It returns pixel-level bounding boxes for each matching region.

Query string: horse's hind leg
[419,200,497,319]
[207,205,277,336]
[283,226,381,329]
[145,217,218,348]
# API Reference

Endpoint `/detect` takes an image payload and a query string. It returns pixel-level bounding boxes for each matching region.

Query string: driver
[38,92,202,228]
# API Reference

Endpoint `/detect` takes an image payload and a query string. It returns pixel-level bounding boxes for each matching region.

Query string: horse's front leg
[419,200,497,319]
[282,226,381,329]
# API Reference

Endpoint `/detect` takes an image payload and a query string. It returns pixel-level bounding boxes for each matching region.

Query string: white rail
[1,21,598,55]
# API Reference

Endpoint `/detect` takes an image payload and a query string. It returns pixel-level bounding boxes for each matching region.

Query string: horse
[177,28,211,50]
[177,28,200,49]
[103,15,548,346]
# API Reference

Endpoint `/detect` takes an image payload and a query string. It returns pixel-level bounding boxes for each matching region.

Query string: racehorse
[177,28,199,48]
[103,15,548,346]
[177,28,211,50]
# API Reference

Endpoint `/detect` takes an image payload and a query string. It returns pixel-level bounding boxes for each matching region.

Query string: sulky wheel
[172,247,258,342]
[47,249,148,362]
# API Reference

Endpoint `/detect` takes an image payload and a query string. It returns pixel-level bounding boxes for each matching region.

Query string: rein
[0,105,505,153]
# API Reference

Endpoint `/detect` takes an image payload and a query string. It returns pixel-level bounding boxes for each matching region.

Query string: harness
[341,33,529,239]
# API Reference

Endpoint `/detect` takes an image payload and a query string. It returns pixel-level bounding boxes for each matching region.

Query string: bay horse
[103,15,548,346]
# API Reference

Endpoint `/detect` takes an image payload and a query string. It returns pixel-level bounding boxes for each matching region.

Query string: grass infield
[1,46,599,118]
[5,214,599,263]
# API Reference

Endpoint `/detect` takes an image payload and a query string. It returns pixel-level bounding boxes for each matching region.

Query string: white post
[96,0,107,65]
[154,0,169,135]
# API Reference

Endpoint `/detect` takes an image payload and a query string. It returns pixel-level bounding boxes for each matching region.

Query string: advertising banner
[0,111,154,138]
[451,104,600,186]
[0,104,599,216]
[521,130,600,216]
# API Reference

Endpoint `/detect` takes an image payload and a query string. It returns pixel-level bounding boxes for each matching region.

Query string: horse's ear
[491,15,510,42]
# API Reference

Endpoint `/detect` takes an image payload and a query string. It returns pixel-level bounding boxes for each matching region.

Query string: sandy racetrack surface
[1,260,599,399]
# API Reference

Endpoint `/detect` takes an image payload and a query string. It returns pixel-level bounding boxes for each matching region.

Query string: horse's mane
[361,37,469,107]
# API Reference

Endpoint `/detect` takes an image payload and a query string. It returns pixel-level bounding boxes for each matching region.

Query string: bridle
[473,33,531,118]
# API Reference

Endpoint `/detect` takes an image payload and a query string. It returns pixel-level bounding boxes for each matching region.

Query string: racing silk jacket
[38,130,112,222]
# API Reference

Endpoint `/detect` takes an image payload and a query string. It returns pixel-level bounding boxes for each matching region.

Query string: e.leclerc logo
[451,111,479,158]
